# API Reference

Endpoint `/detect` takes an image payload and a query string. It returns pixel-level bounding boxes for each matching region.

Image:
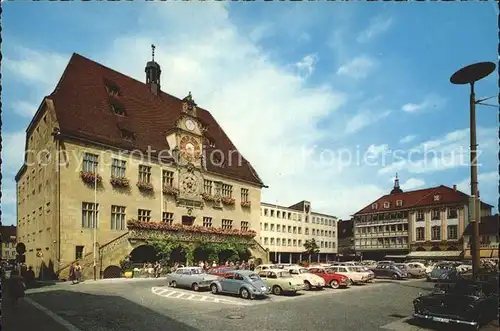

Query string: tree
[303,239,320,262]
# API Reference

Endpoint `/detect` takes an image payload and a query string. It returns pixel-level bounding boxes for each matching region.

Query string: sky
[1,2,499,226]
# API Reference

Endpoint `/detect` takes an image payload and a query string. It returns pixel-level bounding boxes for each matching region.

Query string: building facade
[353,176,493,261]
[0,226,17,261]
[463,214,499,260]
[337,219,356,261]
[259,200,338,263]
[15,52,267,279]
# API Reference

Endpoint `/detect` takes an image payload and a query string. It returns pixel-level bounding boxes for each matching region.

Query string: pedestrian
[212,261,217,268]
[74,262,82,283]
[69,263,76,284]
[249,261,255,271]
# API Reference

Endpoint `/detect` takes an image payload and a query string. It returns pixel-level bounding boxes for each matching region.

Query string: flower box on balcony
[163,185,179,197]
[80,171,102,185]
[241,201,251,208]
[201,193,217,202]
[136,181,154,192]
[221,196,236,206]
[110,176,130,188]
[126,219,257,238]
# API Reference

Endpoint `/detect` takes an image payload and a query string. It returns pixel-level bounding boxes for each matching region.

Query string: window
[241,221,249,231]
[138,209,151,222]
[241,188,249,202]
[288,239,292,246]
[111,205,126,230]
[270,224,275,231]
[222,219,233,230]
[433,194,440,201]
[111,103,125,116]
[120,129,135,141]
[203,217,212,228]
[431,226,441,241]
[111,159,126,178]
[82,153,98,173]
[163,212,174,225]
[305,228,309,235]
[75,246,84,260]
[221,184,232,197]
[396,200,403,207]
[371,203,378,210]
[298,239,302,246]
[447,225,458,240]
[416,211,424,222]
[416,227,425,241]
[276,225,281,232]
[203,180,212,194]
[163,170,174,187]
[138,165,151,183]
[264,209,268,216]
[82,202,99,228]
[448,208,458,219]
[431,209,440,220]
[264,223,269,231]
[288,226,292,233]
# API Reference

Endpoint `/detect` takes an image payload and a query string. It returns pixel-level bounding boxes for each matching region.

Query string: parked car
[258,269,305,295]
[287,266,326,290]
[207,266,235,277]
[376,260,395,266]
[166,267,219,291]
[371,264,408,280]
[353,266,375,281]
[427,263,457,282]
[413,279,499,330]
[327,266,370,284]
[210,270,271,299]
[404,262,427,278]
[360,260,377,268]
[254,264,278,272]
[307,266,350,289]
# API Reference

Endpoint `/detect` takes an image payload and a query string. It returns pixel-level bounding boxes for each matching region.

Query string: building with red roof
[15,49,268,279]
[462,214,499,260]
[353,175,493,260]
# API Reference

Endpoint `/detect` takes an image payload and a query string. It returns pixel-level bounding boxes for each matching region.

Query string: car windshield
[325,268,336,274]
[247,273,260,281]
[190,268,205,274]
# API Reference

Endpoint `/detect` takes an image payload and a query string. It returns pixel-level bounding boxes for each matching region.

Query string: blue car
[210,270,271,300]
[427,263,457,282]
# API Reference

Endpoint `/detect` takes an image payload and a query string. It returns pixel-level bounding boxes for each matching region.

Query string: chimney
[453,185,457,191]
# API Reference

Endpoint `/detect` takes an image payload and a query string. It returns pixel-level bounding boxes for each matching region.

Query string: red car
[207,266,235,277]
[308,266,350,289]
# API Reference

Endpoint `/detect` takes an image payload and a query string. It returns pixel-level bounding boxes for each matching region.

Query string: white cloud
[400,178,425,190]
[456,171,499,198]
[1,131,26,176]
[400,135,416,144]
[402,94,447,113]
[367,144,389,156]
[294,54,318,78]
[11,100,38,118]
[336,55,377,79]
[357,16,394,43]
[344,110,391,135]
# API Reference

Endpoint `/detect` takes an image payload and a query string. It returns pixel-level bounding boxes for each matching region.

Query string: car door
[171,269,184,284]
[178,269,192,287]
[220,272,238,293]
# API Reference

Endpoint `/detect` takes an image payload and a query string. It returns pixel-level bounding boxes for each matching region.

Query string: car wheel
[330,280,340,289]
[392,273,399,280]
[191,283,200,291]
[210,284,218,294]
[170,281,177,288]
[240,288,253,300]
[304,281,312,290]
[272,285,283,295]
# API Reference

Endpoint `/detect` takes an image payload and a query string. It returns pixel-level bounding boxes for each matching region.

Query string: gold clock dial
[180,136,201,161]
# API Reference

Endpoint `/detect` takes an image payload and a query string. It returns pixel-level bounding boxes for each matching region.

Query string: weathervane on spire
[151,44,156,62]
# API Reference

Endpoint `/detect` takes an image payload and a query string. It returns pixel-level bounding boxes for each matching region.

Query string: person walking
[74,262,82,283]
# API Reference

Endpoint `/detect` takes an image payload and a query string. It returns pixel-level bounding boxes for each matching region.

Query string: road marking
[151,287,249,305]
[24,297,83,331]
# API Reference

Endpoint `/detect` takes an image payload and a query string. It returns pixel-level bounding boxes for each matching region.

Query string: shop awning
[406,251,463,259]
[480,250,493,258]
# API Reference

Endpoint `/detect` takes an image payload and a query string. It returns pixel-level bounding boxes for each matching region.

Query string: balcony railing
[356,231,408,238]
[356,219,408,226]
[355,243,408,250]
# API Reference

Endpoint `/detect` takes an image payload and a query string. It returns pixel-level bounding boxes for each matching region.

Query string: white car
[255,264,278,272]
[287,266,325,290]
[328,266,370,284]
[354,266,375,281]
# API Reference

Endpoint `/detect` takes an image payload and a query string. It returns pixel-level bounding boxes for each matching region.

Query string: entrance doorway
[182,215,195,226]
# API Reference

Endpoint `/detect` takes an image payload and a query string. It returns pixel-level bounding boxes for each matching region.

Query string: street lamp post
[450,61,496,280]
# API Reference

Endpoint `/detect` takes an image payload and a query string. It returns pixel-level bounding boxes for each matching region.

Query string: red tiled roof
[0,226,17,242]
[353,185,493,215]
[46,53,264,186]
[463,214,499,236]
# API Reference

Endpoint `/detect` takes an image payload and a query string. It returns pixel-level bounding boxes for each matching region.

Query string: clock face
[179,136,201,161]
[185,119,196,131]
[181,173,198,195]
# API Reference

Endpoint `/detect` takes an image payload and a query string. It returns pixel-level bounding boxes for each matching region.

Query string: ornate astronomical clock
[179,135,202,164]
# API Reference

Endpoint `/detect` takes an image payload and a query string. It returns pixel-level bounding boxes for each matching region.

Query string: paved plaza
[4,278,498,331]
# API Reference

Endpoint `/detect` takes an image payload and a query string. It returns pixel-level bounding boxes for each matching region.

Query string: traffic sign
[16,242,26,255]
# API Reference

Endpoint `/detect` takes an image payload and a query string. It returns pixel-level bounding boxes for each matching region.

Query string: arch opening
[430,246,441,251]
[129,245,159,264]
[103,265,122,279]
[415,246,426,252]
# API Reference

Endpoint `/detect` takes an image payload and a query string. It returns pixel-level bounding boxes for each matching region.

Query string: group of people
[141,262,163,278]
[197,260,256,271]
[68,262,83,284]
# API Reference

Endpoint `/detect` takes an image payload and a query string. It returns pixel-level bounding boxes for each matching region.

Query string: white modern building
[260,200,338,263]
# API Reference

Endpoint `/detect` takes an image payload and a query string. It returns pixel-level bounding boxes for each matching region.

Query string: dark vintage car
[371,264,408,280]
[413,279,499,330]
[427,262,457,282]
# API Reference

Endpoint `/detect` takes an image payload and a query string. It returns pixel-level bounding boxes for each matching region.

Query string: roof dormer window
[396,200,403,207]
[104,79,121,97]
[384,201,390,208]
[433,194,440,201]
[120,129,135,142]
[111,103,126,116]
[371,203,378,210]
